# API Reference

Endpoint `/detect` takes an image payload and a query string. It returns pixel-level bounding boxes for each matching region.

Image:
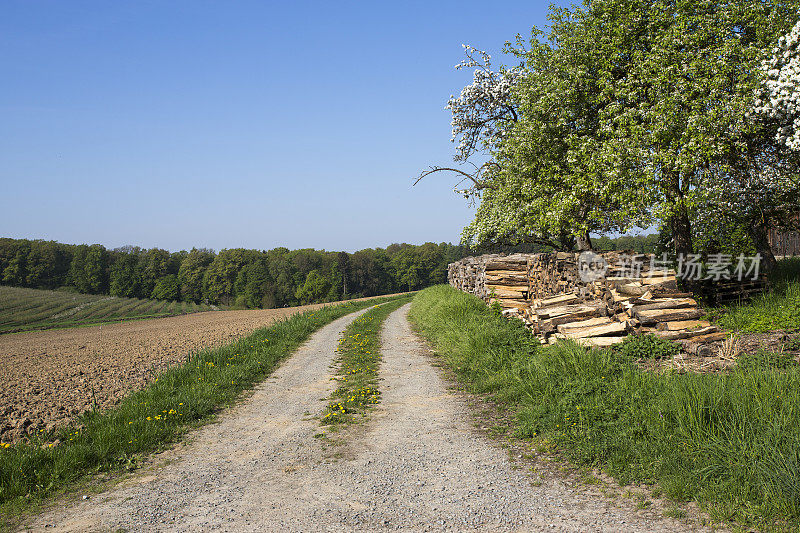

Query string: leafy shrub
[614,333,681,360]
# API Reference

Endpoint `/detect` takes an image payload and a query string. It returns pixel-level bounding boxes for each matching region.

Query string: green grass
[0,286,218,334]
[322,297,410,425]
[712,258,800,333]
[409,285,800,531]
[0,293,408,526]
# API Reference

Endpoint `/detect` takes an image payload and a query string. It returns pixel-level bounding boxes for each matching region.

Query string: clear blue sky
[1,1,570,252]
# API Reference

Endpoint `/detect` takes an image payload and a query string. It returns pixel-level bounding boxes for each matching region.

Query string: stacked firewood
[447,254,489,300]
[448,252,726,352]
[447,254,530,306]
[484,254,530,309]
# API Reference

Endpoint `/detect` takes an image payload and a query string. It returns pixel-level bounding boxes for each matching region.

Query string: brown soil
[0,295,405,443]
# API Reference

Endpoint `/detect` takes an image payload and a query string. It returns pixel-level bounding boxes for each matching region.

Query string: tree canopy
[431,0,800,266]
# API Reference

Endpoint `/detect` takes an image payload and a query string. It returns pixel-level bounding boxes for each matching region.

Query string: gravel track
[24,304,696,532]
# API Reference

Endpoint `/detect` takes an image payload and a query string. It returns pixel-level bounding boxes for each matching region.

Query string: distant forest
[0,236,659,308]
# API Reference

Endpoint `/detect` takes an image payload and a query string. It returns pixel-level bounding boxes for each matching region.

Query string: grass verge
[409,285,800,531]
[322,297,410,425]
[0,294,409,528]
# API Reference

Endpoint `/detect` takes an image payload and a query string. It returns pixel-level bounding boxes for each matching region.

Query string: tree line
[0,235,663,308]
[427,1,800,273]
[0,238,471,308]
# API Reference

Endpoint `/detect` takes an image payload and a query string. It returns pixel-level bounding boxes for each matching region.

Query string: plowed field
[0,297,401,443]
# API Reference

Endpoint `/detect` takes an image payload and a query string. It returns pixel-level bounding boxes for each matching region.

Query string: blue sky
[0,1,570,252]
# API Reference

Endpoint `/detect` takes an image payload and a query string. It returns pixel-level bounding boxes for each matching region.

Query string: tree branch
[413,164,499,190]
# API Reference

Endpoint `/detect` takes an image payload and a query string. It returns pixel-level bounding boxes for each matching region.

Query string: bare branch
[413,163,499,190]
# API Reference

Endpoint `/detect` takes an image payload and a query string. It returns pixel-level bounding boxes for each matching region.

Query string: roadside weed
[322,298,410,425]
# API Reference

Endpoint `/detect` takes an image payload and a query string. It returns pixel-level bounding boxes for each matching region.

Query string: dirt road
[24,304,694,532]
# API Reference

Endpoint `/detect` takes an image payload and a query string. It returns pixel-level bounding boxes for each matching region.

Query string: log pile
[448,251,728,352]
[484,254,530,309]
[447,255,489,300]
[447,254,531,307]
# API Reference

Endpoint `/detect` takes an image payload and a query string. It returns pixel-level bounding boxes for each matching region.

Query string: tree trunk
[668,207,695,292]
[749,217,777,274]
[575,231,593,251]
[669,208,694,258]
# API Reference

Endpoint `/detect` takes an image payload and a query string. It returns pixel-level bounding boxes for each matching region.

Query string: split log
[656,320,711,331]
[485,269,529,277]
[488,286,529,298]
[628,293,693,305]
[642,279,679,291]
[649,287,692,298]
[630,298,697,314]
[678,332,730,356]
[564,321,628,339]
[641,276,677,285]
[556,317,614,334]
[610,289,633,303]
[687,331,729,343]
[653,326,718,340]
[616,282,647,297]
[485,275,529,286]
[535,293,579,308]
[536,301,607,320]
[489,298,530,309]
[574,337,626,348]
[485,259,529,270]
[635,308,704,325]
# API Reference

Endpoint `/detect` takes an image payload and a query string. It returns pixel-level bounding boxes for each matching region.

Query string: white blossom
[446,45,521,161]
[754,20,800,150]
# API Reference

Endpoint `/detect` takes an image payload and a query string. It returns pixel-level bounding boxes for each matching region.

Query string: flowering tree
[696,143,800,267]
[431,0,800,261]
[509,0,800,259]
[754,20,800,151]
[448,45,520,163]
[471,9,654,251]
[694,14,800,270]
